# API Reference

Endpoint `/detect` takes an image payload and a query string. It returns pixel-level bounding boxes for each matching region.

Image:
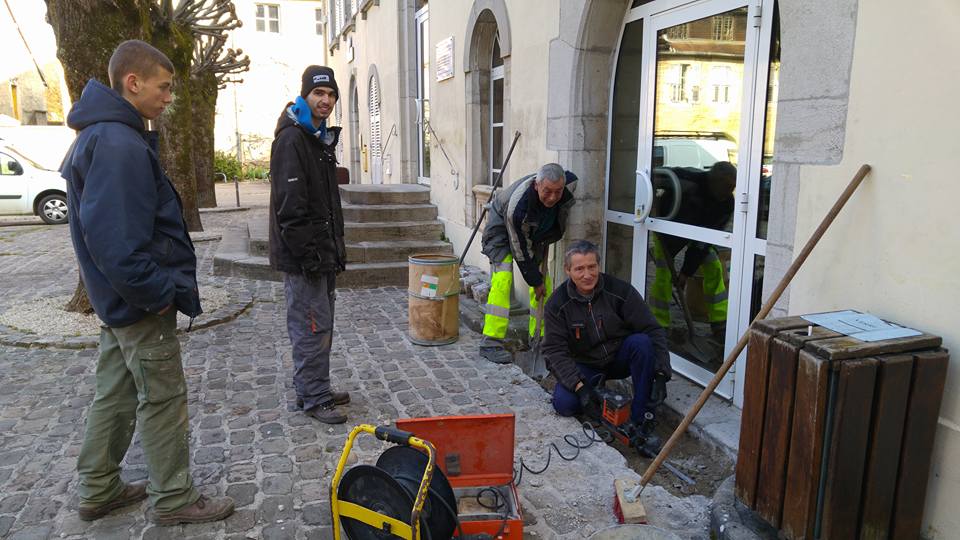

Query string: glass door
[605,0,776,401]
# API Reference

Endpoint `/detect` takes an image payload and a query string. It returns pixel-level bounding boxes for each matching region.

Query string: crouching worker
[542,240,671,456]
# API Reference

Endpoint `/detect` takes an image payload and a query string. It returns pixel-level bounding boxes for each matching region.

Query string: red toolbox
[396,413,523,540]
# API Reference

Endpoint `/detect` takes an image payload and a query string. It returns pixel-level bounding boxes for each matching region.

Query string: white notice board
[436,37,454,82]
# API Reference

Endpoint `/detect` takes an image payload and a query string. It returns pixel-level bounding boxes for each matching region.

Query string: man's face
[306,87,337,122]
[126,68,174,120]
[534,179,565,208]
[565,252,600,295]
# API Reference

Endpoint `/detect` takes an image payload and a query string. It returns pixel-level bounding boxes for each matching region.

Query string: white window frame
[255,3,280,33]
[489,38,504,185]
[315,8,324,36]
[415,5,430,185]
[369,75,383,184]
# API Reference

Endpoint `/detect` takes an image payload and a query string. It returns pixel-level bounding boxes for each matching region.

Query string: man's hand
[575,383,602,419]
[646,370,669,409]
[302,260,324,282]
[534,284,546,301]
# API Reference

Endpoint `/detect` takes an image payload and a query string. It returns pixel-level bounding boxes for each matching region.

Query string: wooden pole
[639,164,872,489]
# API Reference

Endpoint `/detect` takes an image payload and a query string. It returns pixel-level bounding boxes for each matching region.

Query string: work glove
[646,370,669,409]
[302,259,325,282]
[576,383,603,419]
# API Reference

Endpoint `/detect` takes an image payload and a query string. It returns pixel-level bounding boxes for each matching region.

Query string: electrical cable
[512,421,608,487]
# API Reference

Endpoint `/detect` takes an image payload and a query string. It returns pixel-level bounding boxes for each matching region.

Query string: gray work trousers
[283,272,336,411]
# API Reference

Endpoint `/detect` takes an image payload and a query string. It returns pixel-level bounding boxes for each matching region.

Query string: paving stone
[302,503,331,526]
[262,474,293,494]
[226,483,258,507]
[262,456,293,473]
[0,492,29,513]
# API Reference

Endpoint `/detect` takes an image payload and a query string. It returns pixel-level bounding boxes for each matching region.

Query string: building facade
[323,0,960,535]
[214,0,328,165]
[0,1,70,126]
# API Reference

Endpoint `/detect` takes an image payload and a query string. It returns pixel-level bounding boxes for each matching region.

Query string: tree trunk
[44,1,146,102]
[193,73,219,208]
[45,0,145,313]
[64,280,94,314]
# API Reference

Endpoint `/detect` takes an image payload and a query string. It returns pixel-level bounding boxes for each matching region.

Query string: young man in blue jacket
[60,40,233,526]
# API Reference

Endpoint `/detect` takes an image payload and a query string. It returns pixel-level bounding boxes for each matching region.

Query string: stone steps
[341,203,438,223]
[249,237,454,263]
[348,240,453,263]
[213,184,453,289]
[214,250,412,288]
[339,184,430,205]
[344,221,444,242]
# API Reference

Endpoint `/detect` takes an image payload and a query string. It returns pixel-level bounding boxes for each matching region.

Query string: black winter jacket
[61,80,201,327]
[268,105,346,274]
[543,273,670,392]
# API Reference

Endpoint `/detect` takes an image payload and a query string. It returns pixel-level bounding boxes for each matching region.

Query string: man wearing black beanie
[269,65,349,424]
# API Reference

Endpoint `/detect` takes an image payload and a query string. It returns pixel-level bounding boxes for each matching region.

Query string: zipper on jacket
[588,302,610,360]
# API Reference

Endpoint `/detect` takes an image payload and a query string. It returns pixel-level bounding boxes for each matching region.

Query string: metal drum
[407,254,460,346]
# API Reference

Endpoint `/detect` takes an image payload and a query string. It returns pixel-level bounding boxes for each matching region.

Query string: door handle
[634,169,653,222]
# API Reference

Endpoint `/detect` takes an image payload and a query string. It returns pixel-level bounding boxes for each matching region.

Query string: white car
[0,144,68,225]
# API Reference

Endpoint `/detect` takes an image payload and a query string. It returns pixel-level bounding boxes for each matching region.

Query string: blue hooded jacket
[61,80,201,327]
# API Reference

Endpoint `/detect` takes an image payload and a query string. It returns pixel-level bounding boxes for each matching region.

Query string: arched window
[489,35,504,185]
[463,1,511,225]
[369,74,382,184]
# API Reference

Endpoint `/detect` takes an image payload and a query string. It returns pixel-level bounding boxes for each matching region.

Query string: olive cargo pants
[76,311,199,513]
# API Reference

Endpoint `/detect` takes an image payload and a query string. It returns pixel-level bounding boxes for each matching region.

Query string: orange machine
[396,414,523,540]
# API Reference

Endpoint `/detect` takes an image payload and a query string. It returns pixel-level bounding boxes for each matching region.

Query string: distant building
[0,2,70,126]
[214,0,328,165]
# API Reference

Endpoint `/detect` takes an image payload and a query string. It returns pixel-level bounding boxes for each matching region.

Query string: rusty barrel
[407,254,460,346]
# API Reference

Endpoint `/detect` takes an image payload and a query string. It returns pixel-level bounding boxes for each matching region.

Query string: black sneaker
[304,401,347,424]
[479,346,513,364]
[296,391,350,410]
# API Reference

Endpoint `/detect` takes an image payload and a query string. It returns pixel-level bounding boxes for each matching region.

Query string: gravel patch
[0,285,231,337]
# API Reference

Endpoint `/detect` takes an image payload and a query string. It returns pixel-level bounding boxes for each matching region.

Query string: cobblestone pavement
[0,184,710,539]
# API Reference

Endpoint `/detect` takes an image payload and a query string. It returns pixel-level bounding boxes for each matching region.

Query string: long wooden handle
[639,164,872,488]
[458,131,522,266]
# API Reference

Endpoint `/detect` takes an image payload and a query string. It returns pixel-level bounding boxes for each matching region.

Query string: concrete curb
[0,293,255,350]
[199,206,251,213]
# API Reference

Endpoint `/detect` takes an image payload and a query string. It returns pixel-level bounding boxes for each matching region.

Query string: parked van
[0,143,68,224]
[653,134,737,170]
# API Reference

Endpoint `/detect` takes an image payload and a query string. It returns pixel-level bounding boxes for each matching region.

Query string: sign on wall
[436,37,454,82]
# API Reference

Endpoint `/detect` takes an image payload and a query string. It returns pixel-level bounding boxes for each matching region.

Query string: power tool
[591,386,662,459]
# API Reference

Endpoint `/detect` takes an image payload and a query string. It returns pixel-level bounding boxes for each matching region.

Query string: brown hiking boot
[146,495,235,526]
[296,391,350,410]
[304,401,347,424]
[78,480,148,521]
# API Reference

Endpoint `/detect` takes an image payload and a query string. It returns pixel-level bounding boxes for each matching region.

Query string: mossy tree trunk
[192,73,219,208]
[46,0,146,314]
[46,0,248,311]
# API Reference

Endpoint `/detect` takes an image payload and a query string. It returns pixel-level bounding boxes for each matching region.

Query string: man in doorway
[269,65,350,424]
[542,240,671,456]
[650,161,737,343]
[479,163,577,364]
[61,40,234,525]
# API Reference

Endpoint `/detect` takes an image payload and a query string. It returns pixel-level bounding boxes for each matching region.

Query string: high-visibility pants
[649,235,727,328]
[482,254,553,340]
